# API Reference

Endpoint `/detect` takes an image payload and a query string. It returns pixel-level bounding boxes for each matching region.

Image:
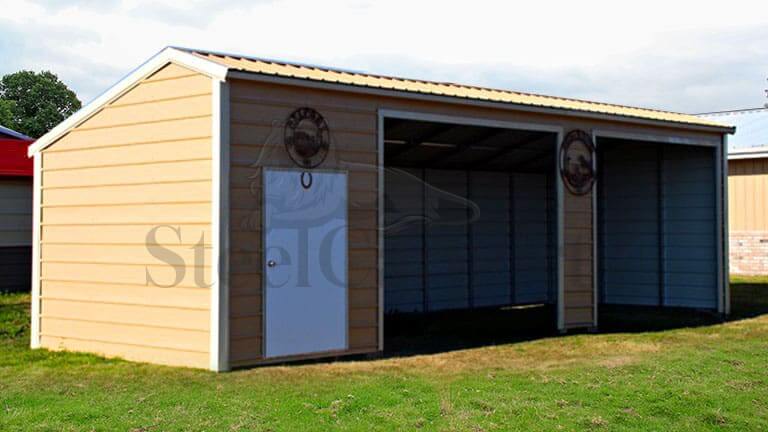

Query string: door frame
[261,166,350,359]
[592,129,726,314]
[377,108,564,344]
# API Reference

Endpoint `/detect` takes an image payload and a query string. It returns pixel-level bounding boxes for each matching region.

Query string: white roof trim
[27,47,228,156]
[729,145,768,160]
[0,125,31,140]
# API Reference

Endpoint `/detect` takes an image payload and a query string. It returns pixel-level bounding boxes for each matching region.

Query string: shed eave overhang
[225,69,736,136]
[28,47,735,158]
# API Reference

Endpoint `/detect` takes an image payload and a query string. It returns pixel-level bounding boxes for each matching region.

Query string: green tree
[0,99,15,130]
[0,71,81,138]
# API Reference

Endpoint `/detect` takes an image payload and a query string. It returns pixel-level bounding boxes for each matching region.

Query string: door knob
[267,260,277,268]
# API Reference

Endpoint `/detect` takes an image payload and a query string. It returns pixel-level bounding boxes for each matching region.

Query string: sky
[0,0,766,114]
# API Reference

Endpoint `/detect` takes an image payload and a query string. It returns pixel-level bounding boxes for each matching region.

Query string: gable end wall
[36,63,215,369]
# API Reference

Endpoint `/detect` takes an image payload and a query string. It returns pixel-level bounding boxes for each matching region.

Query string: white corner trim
[30,154,41,348]
[591,137,599,329]
[715,143,724,314]
[723,136,731,315]
[376,110,385,352]
[555,131,565,331]
[210,79,231,372]
[27,47,229,157]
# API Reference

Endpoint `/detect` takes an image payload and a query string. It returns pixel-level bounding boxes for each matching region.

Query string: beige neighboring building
[701,108,768,275]
[28,47,732,371]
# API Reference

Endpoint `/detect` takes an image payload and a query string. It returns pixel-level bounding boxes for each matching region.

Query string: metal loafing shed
[27,47,734,371]
[0,126,34,294]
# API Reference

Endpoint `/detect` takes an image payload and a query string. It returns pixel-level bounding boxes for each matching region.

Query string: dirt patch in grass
[598,356,636,368]
[231,334,667,382]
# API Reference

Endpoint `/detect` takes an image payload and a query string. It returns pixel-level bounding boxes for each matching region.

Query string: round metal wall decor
[284,107,330,169]
[559,130,596,195]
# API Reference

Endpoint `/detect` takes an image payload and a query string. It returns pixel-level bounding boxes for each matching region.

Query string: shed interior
[597,138,719,309]
[383,118,558,315]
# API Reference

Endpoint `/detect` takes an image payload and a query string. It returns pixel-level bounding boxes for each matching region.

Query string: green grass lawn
[2,283,768,431]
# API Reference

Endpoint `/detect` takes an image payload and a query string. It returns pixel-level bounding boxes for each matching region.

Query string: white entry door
[263,169,348,358]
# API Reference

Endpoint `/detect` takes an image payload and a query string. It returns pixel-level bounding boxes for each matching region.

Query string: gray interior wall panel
[384,168,425,312]
[599,142,718,309]
[425,169,469,311]
[662,145,717,308]
[599,143,660,305]
[470,171,512,307]
[546,175,558,302]
[384,168,555,313]
[513,173,550,303]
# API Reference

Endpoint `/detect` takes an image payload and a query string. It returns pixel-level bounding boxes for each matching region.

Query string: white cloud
[0,0,766,112]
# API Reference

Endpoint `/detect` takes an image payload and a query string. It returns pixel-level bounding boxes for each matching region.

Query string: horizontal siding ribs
[42,157,212,173]
[73,114,212,133]
[41,261,210,268]
[40,296,208,311]
[42,222,210,226]
[43,179,212,191]
[563,184,594,328]
[40,282,209,291]
[110,74,212,107]
[40,315,208,332]
[41,336,209,368]
[44,136,212,154]
[229,94,377,115]
[40,278,210,289]
[38,63,213,368]
[141,72,201,84]
[40,334,208,354]
[228,79,380,364]
[109,92,212,108]
[40,317,209,352]
[42,200,211,208]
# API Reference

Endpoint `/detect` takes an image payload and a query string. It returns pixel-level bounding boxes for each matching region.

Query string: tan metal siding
[728,159,768,232]
[563,190,594,328]
[38,63,213,369]
[228,79,379,366]
[226,78,722,363]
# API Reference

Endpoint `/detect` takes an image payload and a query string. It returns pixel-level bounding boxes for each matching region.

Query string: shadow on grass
[0,294,29,341]
[384,304,558,358]
[381,283,768,358]
[5,284,768,365]
[730,281,768,318]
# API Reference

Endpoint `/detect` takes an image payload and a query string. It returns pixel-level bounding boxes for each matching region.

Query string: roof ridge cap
[698,107,768,116]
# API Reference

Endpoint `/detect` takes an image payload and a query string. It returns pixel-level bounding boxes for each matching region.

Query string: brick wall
[730,231,768,275]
